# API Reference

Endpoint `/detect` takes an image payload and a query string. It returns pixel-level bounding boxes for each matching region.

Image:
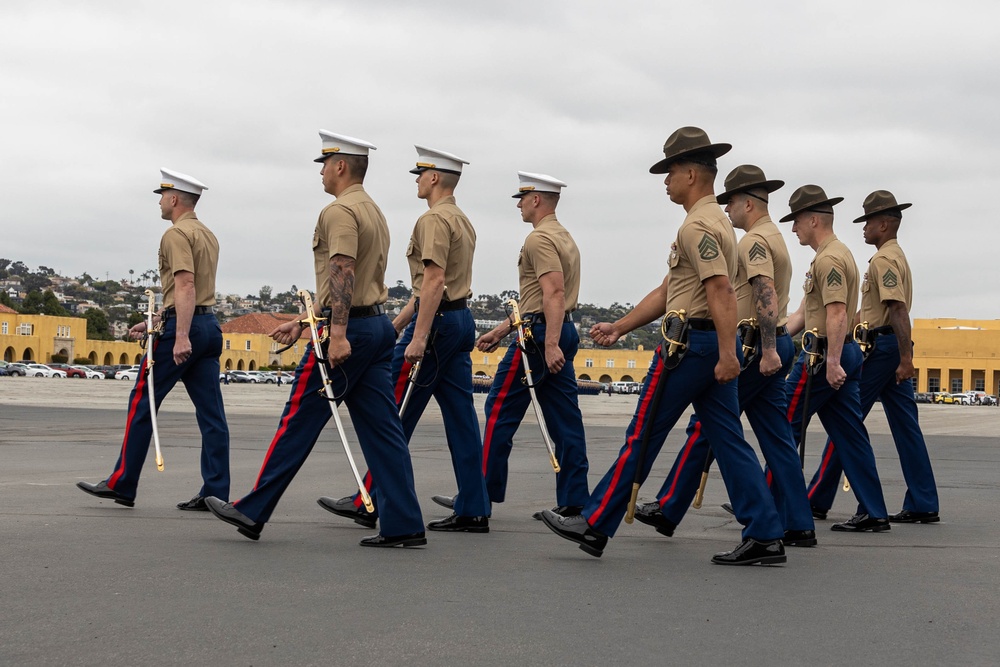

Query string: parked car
[25,363,68,378]
[115,365,142,381]
[984,395,999,406]
[227,370,254,383]
[73,365,105,379]
[5,363,29,376]
[0,366,8,377]
[914,392,933,404]
[47,363,88,379]
[245,371,268,384]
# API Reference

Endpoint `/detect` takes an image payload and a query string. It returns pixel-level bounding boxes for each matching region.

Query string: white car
[73,365,105,380]
[25,363,67,378]
[115,365,142,381]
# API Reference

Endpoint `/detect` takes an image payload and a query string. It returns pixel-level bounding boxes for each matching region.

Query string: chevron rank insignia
[826,268,843,288]
[882,269,898,288]
[698,233,719,260]
[748,241,768,264]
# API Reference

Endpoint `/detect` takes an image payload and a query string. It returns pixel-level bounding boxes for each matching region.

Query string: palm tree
[129,269,135,285]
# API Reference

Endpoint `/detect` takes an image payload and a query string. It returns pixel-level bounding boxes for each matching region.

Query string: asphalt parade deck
[1,380,998,666]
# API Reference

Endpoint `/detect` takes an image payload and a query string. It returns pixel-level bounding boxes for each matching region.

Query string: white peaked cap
[314,130,377,162]
[154,168,208,196]
[512,171,567,198]
[409,145,470,175]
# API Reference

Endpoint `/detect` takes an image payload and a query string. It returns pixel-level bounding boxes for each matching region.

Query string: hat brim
[778,197,845,223]
[716,179,785,205]
[409,166,462,175]
[852,202,912,223]
[649,143,732,174]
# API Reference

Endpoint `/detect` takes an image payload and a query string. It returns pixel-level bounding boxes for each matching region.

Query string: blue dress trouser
[583,330,783,541]
[806,334,938,513]
[481,321,590,508]
[785,340,888,519]
[655,333,814,531]
[351,308,490,518]
[233,315,424,537]
[106,313,230,501]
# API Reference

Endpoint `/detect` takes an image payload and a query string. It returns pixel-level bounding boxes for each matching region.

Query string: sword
[506,299,560,474]
[142,289,164,472]
[398,329,438,419]
[625,309,687,524]
[798,328,823,468]
[297,290,374,513]
[692,448,715,509]
[737,317,759,371]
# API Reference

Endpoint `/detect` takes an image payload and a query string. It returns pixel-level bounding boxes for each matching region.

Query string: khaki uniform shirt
[517,214,580,314]
[665,195,737,318]
[735,215,791,327]
[312,184,390,308]
[803,234,859,337]
[406,195,475,301]
[860,239,912,328]
[158,211,219,309]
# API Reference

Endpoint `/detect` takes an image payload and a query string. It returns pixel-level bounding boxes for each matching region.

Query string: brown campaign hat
[716,165,784,205]
[853,190,912,223]
[779,184,844,222]
[649,126,731,174]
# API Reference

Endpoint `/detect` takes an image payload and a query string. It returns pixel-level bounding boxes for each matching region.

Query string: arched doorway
[248,360,256,371]
[134,353,142,364]
[225,359,233,370]
[579,373,592,380]
[58,348,69,358]
[104,352,114,365]
[4,346,14,362]
[21,347,34,361]
[119,353,129,364]
[237,360,245,370]
[88,351,98,363]
[599,374,612,383]
[620,375,634,382]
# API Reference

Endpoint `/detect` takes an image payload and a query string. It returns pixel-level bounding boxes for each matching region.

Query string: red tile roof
[0,304,17,314]
[221,312,309,339]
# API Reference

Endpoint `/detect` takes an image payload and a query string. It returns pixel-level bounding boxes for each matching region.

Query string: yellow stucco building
[911,319,1000,395]
[1,305,142,365]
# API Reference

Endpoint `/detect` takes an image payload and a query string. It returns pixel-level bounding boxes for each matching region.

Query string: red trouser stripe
[394,360,413,405]
[786,369,808,422]
[590,351,665,524]
[250,351,318,491]
[659,420,702,507]
[808,442,836,500]
[353,470,374,509]
[482,348,523,475]
[107,349,152,489]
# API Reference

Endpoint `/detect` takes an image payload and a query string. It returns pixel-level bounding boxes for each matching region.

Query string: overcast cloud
[2,0,998,319]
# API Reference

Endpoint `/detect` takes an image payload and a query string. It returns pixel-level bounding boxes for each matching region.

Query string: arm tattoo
[327,254,356,326]
[751,275,778,351]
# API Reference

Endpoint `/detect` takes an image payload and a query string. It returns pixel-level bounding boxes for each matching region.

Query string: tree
[9,261,29,277]
[129,269,135,285]
[84,308,114,340]
[388,280,411,299]
[259,285,272,304]
[41,290,69,316]
[0,290,16,310]
[19,291,43,313]
[22,273,51,292]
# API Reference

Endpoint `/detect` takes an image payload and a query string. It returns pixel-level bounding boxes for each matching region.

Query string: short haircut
[878,209,903,220]
[678,150,719,176]
[343,154,369,180]
[436,171,460,189]
[175,191,200,207]
[538,191,560,206]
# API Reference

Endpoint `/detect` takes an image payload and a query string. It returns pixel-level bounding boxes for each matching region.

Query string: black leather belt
[871,325,894,335]
[525,312,573,324]
[414,297,467,313]
[776,325,789,336]
[687,318,715,331]
[162,305,214,319]
[321,304,386,319]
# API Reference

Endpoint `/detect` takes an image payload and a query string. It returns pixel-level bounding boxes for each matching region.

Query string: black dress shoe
[176,495,209,512]
[831,513,890,532]
[540,509,607,558]
[431,495,455,509]
[205,496,263,541]
[316,495,378,529]
[783,529,818,547]
[427,514,489,533]
[634,502,677,537]
[359,532,427,548]
[812,507,828,520]
[531,505,584,521]
[76,480,134,507]
[712,538,786,565]
[721,502,734,515]
[889,509,940,524]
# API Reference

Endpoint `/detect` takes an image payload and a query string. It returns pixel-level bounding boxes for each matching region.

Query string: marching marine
[781,185,891,532]
[805,191,939,523]
[204,131,426,547]
[542,128,786,565]
[77,169,230,510]
[318,145,491,533]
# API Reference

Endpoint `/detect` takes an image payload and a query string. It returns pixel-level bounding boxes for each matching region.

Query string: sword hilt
[624,484,640,524]
[693,473,709,509]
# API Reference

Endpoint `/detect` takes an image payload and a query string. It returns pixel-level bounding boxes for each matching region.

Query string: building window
[1,322,7,335]
[483,355,489,364]
[950,378,962,393]
[225,340,231,350]
[928,377,940,392]
[974,378,985,391]
[606,359,614,368]
[627,359,636,369]
[17,323,33,335]
[585,358,593,368]
[245,340,252,351]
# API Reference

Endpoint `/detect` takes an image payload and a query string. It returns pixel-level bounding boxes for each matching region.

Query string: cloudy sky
[3,1,997,319]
